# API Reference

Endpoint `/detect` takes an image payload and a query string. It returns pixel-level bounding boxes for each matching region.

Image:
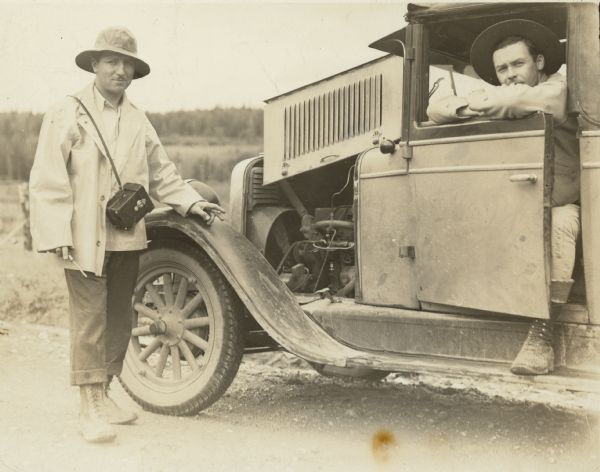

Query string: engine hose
[312,241,355,251]
[279,180,309,217]
[312,220,353,230]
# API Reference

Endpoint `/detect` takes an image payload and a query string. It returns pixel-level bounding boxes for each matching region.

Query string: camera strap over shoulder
[68,95,153,231]
[68,95,123,190]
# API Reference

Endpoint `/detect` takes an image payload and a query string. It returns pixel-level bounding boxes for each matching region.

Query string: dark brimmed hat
[470,19,563,85]
[75,26,150,79]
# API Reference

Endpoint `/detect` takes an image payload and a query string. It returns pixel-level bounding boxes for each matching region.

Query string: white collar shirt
[92,85,121,156]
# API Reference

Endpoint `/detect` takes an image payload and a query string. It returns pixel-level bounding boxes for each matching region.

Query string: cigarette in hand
[68,255,88,279]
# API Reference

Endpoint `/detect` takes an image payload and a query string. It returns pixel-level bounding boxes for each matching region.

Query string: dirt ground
[1,320,599,472]
[1,236,599,472]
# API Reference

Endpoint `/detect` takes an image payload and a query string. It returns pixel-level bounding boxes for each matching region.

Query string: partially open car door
[410,113,553,319]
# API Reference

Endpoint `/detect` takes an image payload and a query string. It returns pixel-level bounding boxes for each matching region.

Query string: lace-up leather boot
[104,377,137,425]
[510,318,555,375]
[79,383,117,443]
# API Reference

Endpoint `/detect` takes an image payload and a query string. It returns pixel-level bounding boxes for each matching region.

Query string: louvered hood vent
[263,55,403,184]
[283,75,383,160]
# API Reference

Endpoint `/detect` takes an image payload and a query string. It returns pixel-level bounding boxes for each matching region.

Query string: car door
[410,114,553,319]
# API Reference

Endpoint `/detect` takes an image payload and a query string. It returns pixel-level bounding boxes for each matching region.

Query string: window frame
[405,13,568,143]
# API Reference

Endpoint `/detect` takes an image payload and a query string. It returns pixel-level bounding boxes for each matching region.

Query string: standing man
[29,26,225,443]
[427,20,580,376]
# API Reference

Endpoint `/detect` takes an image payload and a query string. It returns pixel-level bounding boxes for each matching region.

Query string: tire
[309,362,390,382]
[119,242,245,416]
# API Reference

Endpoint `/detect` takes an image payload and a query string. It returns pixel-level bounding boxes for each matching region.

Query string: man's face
[91,53,135,100]
[492,41,544,87]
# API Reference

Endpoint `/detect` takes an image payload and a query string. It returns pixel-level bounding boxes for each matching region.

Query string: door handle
[509,174,538,183]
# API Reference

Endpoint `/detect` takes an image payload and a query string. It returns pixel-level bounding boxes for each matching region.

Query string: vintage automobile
[119,2,600,415]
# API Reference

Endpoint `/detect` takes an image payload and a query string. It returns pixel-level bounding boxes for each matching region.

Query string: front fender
[145,209,357,366]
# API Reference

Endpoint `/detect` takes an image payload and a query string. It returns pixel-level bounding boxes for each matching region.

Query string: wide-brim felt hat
[470,19,563,85]
[75,26,150,79]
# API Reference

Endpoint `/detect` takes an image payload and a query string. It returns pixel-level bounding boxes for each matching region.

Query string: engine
[277,204,356,297]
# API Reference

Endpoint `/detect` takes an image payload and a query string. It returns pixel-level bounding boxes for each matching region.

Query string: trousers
[64,251,140,385]
[551,204,580,301]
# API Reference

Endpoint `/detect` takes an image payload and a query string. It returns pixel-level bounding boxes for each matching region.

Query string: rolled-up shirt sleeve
[427,96,472,124]
[466,73,567,124]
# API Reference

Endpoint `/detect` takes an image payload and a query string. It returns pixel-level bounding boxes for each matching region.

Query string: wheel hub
[156,307,185,346]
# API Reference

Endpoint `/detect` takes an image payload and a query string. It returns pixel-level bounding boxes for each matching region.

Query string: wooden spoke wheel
[119,243,245,416]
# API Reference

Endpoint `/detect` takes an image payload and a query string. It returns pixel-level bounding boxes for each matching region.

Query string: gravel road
[0,321,599,472]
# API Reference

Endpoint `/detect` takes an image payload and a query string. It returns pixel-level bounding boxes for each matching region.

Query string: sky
[0,1,407,113]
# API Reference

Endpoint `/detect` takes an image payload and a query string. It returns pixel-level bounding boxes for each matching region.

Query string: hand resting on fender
[188,201,226,223]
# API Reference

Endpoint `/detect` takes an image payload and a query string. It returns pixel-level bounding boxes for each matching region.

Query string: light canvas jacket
[29,82,203,275]
[426,73,579,206]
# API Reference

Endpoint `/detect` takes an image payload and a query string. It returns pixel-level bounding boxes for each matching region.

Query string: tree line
[0,107,263,181]
[148,107,262,142]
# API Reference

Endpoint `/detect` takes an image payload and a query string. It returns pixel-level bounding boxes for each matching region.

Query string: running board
[302,297,600,374]
[295,297,600,402]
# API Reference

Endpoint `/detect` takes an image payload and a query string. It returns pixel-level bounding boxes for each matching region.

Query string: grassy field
[0,180,25,237]
[164,138,262,208]
[0,182,67,327]
[0,246,69,327]
[165,138,262,210]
